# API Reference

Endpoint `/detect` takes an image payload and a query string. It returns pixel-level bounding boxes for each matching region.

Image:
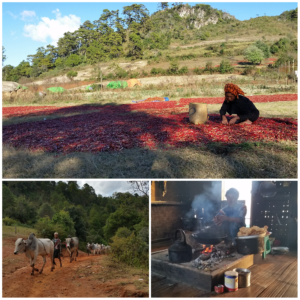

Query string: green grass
[2,225,35,238]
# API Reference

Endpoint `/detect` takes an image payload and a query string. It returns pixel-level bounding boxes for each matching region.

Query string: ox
[87,243,100,255]
[95,243,101,255]
[14,233,55,275]
[86,243,91,256]
[101,244,111,254]
[65,236,79,263]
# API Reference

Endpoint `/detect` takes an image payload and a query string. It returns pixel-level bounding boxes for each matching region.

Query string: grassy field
[2,225,35,238]
[2,141,297,179]
[3,75,297,107]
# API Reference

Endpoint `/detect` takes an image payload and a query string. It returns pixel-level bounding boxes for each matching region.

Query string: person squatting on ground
[52,232,62,267]
[220,83,260,125]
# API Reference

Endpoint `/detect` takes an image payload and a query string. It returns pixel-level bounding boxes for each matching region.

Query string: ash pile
[192,245,243,271]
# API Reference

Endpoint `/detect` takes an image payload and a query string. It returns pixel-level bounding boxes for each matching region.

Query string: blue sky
[2,2,298,67]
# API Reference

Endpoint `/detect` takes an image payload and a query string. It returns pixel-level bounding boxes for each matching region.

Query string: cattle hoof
[31,273,34,276]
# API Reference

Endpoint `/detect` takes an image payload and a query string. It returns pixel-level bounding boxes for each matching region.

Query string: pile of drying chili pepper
[3,106,297,153]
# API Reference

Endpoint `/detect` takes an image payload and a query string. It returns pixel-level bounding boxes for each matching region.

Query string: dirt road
[3,237,148,297]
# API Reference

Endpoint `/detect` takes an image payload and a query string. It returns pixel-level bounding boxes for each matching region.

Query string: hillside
[2,4,297,84]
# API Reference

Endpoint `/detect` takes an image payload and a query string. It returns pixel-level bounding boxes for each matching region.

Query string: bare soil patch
[3,234,148,297]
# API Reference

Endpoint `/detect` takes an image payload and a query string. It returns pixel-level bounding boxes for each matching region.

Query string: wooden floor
[151,253,297,297]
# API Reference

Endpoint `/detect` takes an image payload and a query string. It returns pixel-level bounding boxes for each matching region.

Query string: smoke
[251,181,260,195]
[186,182,221,223]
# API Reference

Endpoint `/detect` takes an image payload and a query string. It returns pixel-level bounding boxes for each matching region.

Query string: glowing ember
[202,245,214,254]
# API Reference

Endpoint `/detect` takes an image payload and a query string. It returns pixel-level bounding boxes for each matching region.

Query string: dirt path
[3,237,148,297]
[170,35,282,49]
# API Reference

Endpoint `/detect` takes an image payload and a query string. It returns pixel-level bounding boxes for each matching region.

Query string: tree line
[3,181,149,267]
[2,3,233,82]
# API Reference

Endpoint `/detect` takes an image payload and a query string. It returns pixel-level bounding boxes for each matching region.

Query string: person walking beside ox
[52,232,62,267]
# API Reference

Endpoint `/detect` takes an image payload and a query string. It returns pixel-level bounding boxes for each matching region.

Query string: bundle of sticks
[237,225,268,237]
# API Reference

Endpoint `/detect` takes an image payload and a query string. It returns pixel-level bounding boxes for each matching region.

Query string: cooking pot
[191,221,227,245]
[191,231,227,245]
[168,229,192,263]
[235,236,259,254]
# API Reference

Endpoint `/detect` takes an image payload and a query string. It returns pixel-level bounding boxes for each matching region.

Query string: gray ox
[14,233,55,275]
[65,236,79,263]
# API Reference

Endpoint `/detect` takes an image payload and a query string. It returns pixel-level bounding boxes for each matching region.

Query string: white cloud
[10,30,17,36]
[20,10,37,21]
[23,9,81,44]
[7,11,18,19]
[77,181,131,196]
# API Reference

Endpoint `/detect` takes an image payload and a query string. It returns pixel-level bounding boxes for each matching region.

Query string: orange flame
[201,245,213,254]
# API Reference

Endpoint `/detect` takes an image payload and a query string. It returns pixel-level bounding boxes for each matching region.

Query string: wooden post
[284,62,286,74]
[292,59,295,84]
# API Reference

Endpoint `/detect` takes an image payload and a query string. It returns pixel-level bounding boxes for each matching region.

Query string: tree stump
[189,103,208,125]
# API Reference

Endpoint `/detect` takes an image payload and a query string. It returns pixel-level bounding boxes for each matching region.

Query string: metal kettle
[168,229,192,263]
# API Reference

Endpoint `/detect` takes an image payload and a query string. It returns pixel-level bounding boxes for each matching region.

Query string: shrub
[254,41,270,59]
[141,70,148,77]
[66,70,78,80]
[110,232,148,269]
[129,71,140,78]
[270,44,279,54]
[151,68,160,75]
[219,60,234,74]
[168,61,179,74]
[3,217,18,226]
[178,66,189,74]
[193,67,203,75]
[244,45,264,65]
[205,62,212,70]
[115,67,128,79]
[106,73,116,80]
[242,65,256,75]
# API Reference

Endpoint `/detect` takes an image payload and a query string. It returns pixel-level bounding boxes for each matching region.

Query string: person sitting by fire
[213,188,247,244]
[220,83,259,125]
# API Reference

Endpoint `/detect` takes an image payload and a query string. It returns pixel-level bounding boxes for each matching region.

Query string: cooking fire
[193,243,243,270]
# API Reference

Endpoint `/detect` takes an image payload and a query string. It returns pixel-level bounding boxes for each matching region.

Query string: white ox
[14,233,54,275]
[87,243,101,255]
[101,244,111,254]
[65,236,79,263]
[95,243,101,255]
